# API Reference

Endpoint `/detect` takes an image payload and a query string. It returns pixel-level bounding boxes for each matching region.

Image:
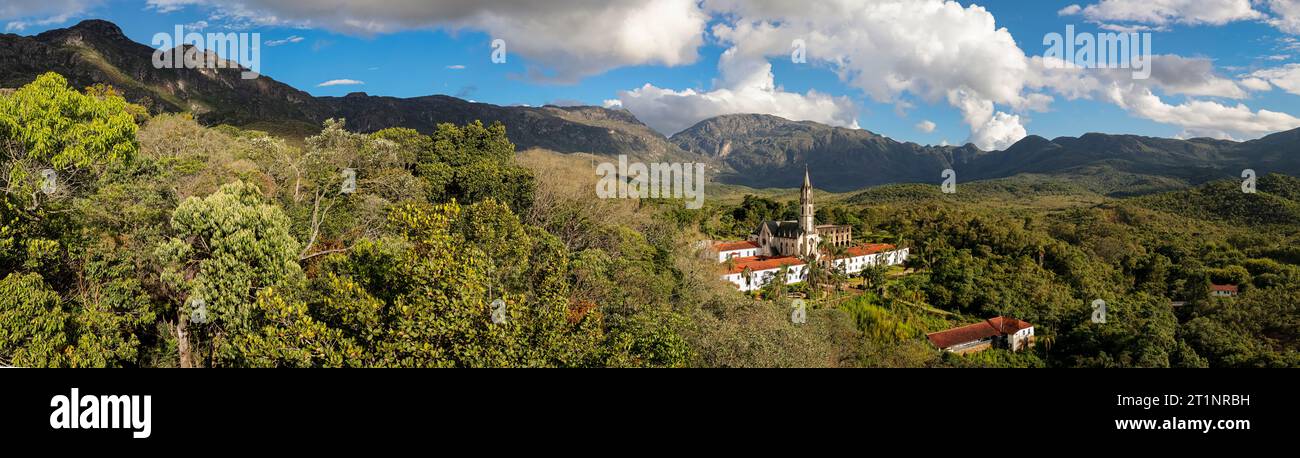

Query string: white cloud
[317,79,365,87]
[615,0,1292,147]
[1,0,95,31]
[0,0,97,20]
[1027,53,1295,139]
[1268,0,1300,34]
[1143,55,1248,98]
[264,35,304,47]
[970,112,1028,150]
[915,120,937,133]
[143,0,709,82]
[1097,23,1164,33]
[1250,63,1300,94]
[1239,77,1275,92]
[613,50,859,135]
[145,0,206,14]
[1074,0,1262,26]
[691,0,1040,149]
[1029,54,1248,100]
[14,0,1291,143]
[1104,84,1300,139]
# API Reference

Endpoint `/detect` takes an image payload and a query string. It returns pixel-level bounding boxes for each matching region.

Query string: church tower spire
[800,165,814,234]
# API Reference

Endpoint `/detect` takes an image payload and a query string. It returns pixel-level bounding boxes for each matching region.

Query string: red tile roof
[724,256,805,274]
[1211,284,1238,293]
[841,243,896,257]
[926,316,1033,350]
[987,316,1033,334]
[715,241,760,252]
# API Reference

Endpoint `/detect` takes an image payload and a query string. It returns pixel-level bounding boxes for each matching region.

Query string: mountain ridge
[5,19,1300,193]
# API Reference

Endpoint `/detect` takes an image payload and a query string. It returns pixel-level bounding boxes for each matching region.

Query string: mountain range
[4,19,1300,194]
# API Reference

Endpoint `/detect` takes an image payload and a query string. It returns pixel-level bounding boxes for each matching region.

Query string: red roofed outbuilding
[1211,284,1239,297]
[714,241,760,262]
[926,316,1036,354]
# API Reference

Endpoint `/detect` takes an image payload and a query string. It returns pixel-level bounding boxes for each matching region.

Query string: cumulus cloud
[1027,53,1296,139]
[1029,54,1248,99]
[613,0,1291,148]
[1268,0,1300,34]
[612,49,859,135]
[1239,77,1274,92]
[17,0,1294,143]
[915,120,937,133]
[1011,0,1300,36]
[1143,55,1249,98]
[1250,63,1300,94]
[1068,0,1262,26]
[143,0,709,82]
[317,79,365,87]
[1104,84,1300,139]
[689,0,1042,149]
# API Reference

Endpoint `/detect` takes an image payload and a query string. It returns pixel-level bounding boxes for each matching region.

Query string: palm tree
[798,252,831,296]
[1038,332,1055,356]
[823,243,850,291]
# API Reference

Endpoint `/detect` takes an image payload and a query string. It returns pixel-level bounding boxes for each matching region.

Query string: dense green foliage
[3,73,1296,368]
[0,73,864,367]
[686,173,1300,367]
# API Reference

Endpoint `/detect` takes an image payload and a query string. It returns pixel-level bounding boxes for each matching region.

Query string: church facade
[714,168,909,292]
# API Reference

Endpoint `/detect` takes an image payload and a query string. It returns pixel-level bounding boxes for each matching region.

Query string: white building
[713,168,909,292]
[925,316,1036,354]
[828,244,911,275]
[714,241,760,262]
[721,256,809,292]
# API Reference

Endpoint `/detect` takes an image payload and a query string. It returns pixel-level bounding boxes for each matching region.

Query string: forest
[2,73,1297,368]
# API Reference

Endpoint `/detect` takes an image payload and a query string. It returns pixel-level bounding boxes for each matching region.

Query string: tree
[861,263,890,295]
[0,73,139,212]
[0,272,142,367]
[823,243,850,291]
[155,181,304,367]
[416,121,535,213]
[0,73,141,273]
[301,200,605,367]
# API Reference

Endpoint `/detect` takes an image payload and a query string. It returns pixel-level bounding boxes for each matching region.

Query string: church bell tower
[800,166,815,234]
[798,165,820,259]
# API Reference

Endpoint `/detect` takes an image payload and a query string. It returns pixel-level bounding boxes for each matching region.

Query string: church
[713,168,910,292]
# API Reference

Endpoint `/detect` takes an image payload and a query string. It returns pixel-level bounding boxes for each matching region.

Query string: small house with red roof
[926,316,1036,354]
[1211,284,1238,297]
[714,240,760,262]
[721,256,808,292]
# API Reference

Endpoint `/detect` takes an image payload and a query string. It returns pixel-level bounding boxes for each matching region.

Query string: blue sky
[6,0,1300,149]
